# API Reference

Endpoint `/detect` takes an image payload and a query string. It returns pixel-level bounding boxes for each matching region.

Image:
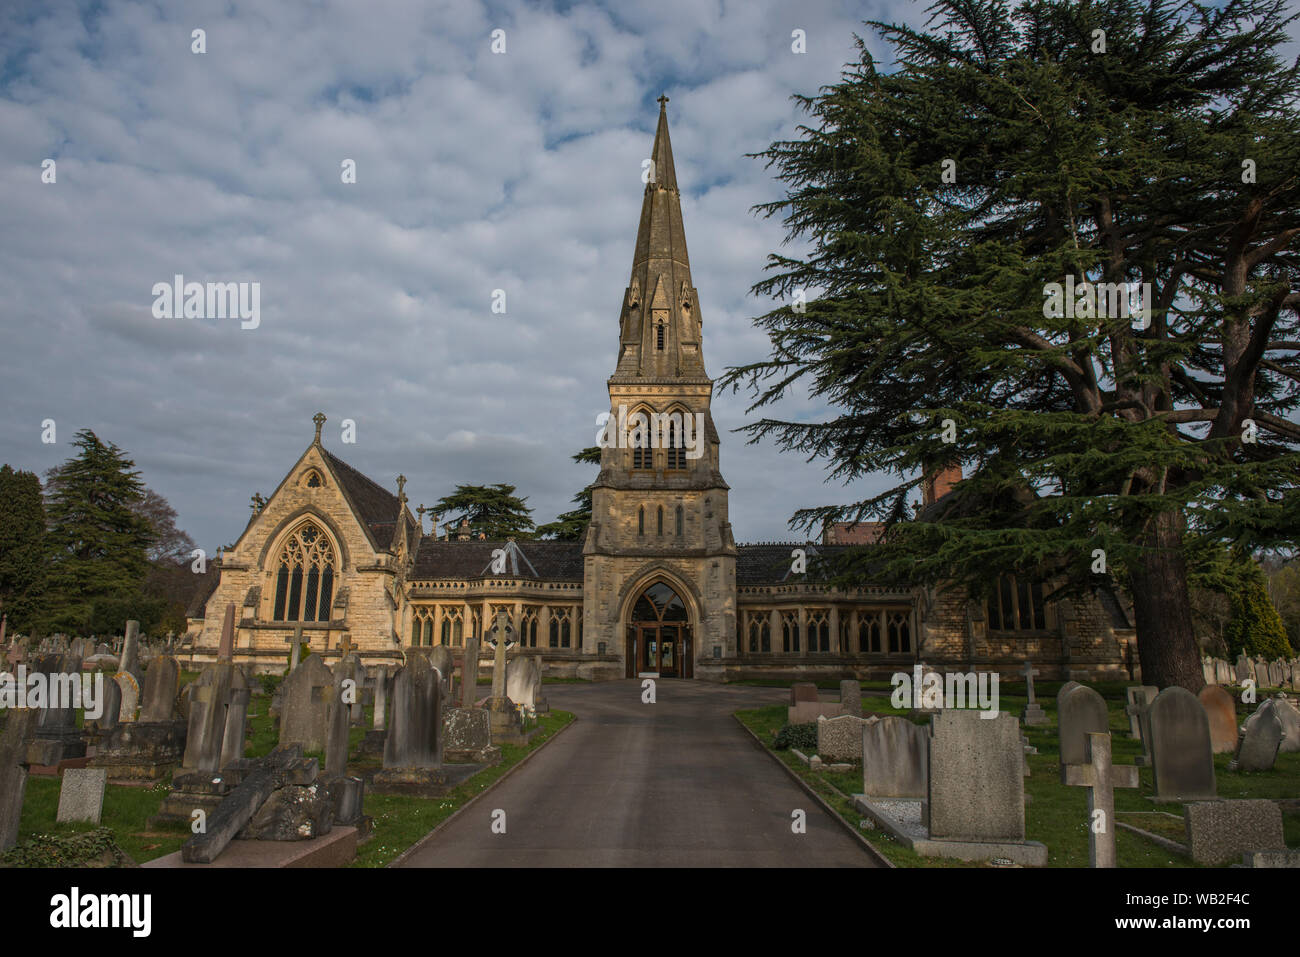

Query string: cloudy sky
[2,1,1296,555]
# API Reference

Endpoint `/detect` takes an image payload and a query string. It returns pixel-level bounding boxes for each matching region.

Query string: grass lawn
[736,682,1300,868]
[4,675,574,868]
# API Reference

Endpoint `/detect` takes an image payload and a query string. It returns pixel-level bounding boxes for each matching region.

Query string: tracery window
[807,609,830,653]
[272,522,336,622]
[549,607,572,648]
[441,607,464,646]
[781,611,800,653]
[666,420,687,470]
[987,575,1048,632]
[521,606,540,647]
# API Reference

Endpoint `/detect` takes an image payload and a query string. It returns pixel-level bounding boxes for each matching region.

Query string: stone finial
[312,412,326,443]
[657,93,669,110]
[396,474,407,504]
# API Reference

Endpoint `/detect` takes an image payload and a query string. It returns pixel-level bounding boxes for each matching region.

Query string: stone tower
[583,97,737,680]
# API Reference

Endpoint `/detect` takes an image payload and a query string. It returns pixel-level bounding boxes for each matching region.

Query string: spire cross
[657,94,669,110]
[396,474,407,499]
[312,412,326,443]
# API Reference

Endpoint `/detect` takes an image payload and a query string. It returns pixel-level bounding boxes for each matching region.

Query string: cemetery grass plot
[736,680,1300,868]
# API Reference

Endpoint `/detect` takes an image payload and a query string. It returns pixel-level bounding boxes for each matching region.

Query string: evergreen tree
[42,430,157,635]
[1224,578,1294,660]
[537,447,602,541]
[0,465,47,631]
[724,0,1300,690]
[433,483,536,540]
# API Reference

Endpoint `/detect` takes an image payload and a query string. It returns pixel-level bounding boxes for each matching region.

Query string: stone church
[187,100,1136,683]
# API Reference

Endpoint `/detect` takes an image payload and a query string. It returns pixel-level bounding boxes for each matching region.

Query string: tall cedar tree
[433,484,536,540]
[0,465,47,631]
[537,447,603,540]
[723,0,1300,690]
[42,430,157,635]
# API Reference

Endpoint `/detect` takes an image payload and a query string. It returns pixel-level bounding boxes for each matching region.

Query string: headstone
[0,710,38,851]
[56,768,109,824]
[817,713,866,762]
[460,637,481,708]
[861,716,930,799]
[278,656,334,752]
[839,680,862,718]
[1019,661,1046,725]
[428,646,455,699]
[285,625,304,672]
[114,672,140,723]
[374,653,445,788]
[325,668,352,777]
[1197,684,1237,754]
[181,663,235,772]
[1061,731,1138,867]
[1185,800,1285,866]
[372,665,389,731]
[1124,685,1158,760]
[31,653,86,762]
[220,676,250,767]
[120,619,141,678]
[217,603,236,659]
[506,656,543,714]
[790,682,819,705]
[1231,702,1284,772]
[337,655,367,726]
[925,711,1026,842]
[443,706,494,762]
[1236,654,1252,683]
[1147,686,1216,802]
[89,678,122,736]
[1269,694,1300,753]
[1057,684,1109,767]
[139,656,181,723]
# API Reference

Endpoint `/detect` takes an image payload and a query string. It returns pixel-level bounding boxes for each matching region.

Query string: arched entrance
[625,582,693,679]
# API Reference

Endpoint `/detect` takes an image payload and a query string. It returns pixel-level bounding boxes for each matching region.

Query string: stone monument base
[371,766,450,795]
[90,720,187,782]
[854,796,1048,867]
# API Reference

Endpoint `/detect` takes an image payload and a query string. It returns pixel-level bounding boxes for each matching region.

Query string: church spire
[614,96,705,380]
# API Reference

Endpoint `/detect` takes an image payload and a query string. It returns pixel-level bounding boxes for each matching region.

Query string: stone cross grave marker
[285,624,305,672]
[1125,685,1157,760]
[1061,731,1137,867]
[1020,661,1046,726]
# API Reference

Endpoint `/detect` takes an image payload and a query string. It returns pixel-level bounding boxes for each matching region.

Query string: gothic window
[859,613,882,653]
[638,506,645,536]
[549,607,572,648]
[421,617,432,646]
[782,611,800,653]
[441,607,464,646]
[666,419,687,470]
[632,423,651,469]
[987,575,1047,632]
[807,610,830,653]
[747,614,771,654]
[521,606,540,647]
[303,469,323,488]
[656,320,665,350]
[675,505,683,536]
[272,522,335,622]
[657,506,664,536]
[887,611,912,653]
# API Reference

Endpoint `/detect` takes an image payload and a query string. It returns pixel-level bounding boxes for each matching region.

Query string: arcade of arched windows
[736,606,916,656]
[409,603,584,650]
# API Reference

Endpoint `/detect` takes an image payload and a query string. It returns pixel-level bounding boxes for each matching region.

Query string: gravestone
[31,653,86,763]
[817,713,866,763]
[114,672,140,723]
[1230,705,1283,772]
[324,668,352,778]
[1268,694,1300,753]
[460,637,481,708]
[56,768,109,824]
[363,663,390,755]
[862,717,929,798]
[1020,661,1046,726]
[443,706,496,763]
[1057,684,1109,767]
[119,619,141,680]
[1061,731,1138,867]
[1185,800,1285,866]
[428,646,455,699]
[790,682,819,705]
[839,680,862,718]
[221,677,251,767]
[87,677,122,739]
[139,656,180,723]
[0,710,38,851]
[506,656,543,714]
[1197,684,1237,754]
[336,655,367,726]
[925,711,1028,844]
[1125,685,1158,762]
[1236,655,1252,683]
[374,653,446,790]
[485,612,527,743]
[284,624,305,672]
[1147,686,1216,802]
[278,656,334,752]
[180,663,236,772]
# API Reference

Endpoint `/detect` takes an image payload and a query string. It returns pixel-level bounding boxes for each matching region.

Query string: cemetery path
[397,680,882,867]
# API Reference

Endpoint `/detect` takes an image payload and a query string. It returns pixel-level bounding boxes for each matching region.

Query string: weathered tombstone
[88,677,122,737]
[114,672,140,723]
[221,675,251,767]
[925,711,1030,845]
[284,624,305,672]
[0,710,38,851]
[1147,686,1216,802]
[1019,661,1046,726]
[181,664,235,773]
[460,637,481,708]
[485,612,526,742]
[428,645,455,699]
[119,619,141,679]
[1057,684,1109,767]
[372,665,389,731]
[1061,731,1138,867]
[324,669,352,778]
[1124,685,1158,761]
[443,706,495,763]
[1185,800,1285,866]
[1236,654,1252,684]
[139,656,180,723]
[790,682,819,705]
[374,653,445,790]
[863,716,928,800]
[1269,694,1300,753]
[278,655,334,752]
[1201,658,1215,686]
[56,768,109,824]
[817,713,866,762]
[31,653,86,763]
[839,680,862,718]
[336,655,367,727]
[506,655,543,714]
[1197,684,1237,754]
[1229,706,1282,772]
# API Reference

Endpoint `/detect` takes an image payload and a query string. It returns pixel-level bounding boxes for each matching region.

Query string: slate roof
[410,539,585,581]
[323,449,403,549]
[735,543,864,586]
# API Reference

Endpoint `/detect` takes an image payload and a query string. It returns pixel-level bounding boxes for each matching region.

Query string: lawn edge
[732,712,895,869]
[387,712,578,867]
